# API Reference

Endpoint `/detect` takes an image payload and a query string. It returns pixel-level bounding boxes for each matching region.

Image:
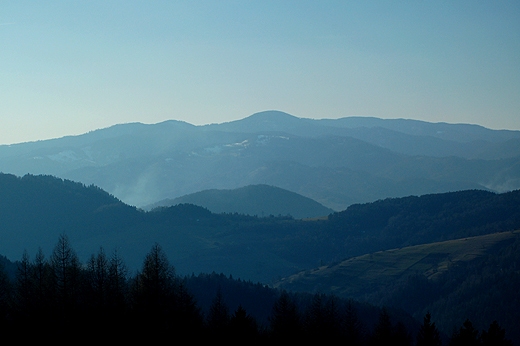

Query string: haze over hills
[2,111,519,342]
[1,111,520,210]
[146,184,334,219]
[0,173,519,343]
[1,172,519,281]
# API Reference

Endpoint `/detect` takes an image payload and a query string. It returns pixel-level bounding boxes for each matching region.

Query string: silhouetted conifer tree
[481,321,512,346]
[394,321,412,346]
[229,304,258,342]
[0,261,10,324]
[344,300,364,346]
[85,247,109,310]
[417,312,442,346]
[50,234,81,325]
[207,288,230,340]
[84,247,112,336]
[12,249,53,340]
[304,293,325,340]
[304,293,341,343]
[107,249,128,311]
[371,307,393,346]
[172,279,204,338]
[14,250,33,318]
[31,248,53,318]
[449,319,481,346]
[269,290,301,342]
[131,243,177,338]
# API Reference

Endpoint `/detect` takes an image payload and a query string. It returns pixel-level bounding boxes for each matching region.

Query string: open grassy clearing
[274,230,520,297]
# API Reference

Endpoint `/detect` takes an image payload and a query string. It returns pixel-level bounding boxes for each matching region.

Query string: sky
[1,1,519,145]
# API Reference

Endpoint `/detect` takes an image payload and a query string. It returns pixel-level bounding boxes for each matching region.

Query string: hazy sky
[1,1,519,144]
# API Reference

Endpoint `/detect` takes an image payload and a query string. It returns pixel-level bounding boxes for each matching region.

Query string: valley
[0,112,519,343]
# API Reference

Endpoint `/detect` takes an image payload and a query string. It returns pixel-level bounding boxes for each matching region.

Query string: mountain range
[1,111,519,343]
[1,110,519,210]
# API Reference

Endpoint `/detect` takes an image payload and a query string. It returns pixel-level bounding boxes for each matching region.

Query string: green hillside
[273,230,520,298]
[147,184,335,219]
[274,230,520,342]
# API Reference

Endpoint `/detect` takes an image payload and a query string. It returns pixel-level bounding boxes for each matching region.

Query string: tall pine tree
[481,321,513,346]
[269,290,301,341]
[417,312,442,346]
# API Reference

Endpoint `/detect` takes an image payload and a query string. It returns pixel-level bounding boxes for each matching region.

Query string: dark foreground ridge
[0,173,519,343]
[0,237,513,345]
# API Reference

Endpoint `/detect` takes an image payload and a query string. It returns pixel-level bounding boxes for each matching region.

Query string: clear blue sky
[1,1,519,144]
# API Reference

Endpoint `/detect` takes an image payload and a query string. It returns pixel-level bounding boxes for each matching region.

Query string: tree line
[0,235,513,345]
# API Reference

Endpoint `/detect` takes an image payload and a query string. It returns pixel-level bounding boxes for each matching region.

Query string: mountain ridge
[1,110,519,208]
[146,184,335,219]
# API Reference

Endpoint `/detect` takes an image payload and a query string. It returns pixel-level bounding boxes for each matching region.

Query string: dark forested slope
[1,172,519,284]
[0,173,140,260]
[326,189,520,255]
[1,173,519,343]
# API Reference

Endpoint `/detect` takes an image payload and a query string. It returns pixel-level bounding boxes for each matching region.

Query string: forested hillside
[0,238,513,345]
[0,237,413,343]
[1,173,520,282]
[1,173,519,343]
[275,231,520,343]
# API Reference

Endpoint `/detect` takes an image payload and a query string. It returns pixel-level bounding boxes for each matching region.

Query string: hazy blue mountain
[317,116,520,143]
[147,184,334,218]
[1,110,519,209]
[214,112,520,163]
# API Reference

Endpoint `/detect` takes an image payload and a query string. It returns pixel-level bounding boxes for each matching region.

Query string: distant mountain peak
[1,110,520,209]
[246,110,299,120]
[216,110,301,132]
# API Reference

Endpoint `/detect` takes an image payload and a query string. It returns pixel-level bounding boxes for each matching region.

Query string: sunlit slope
[274,230,520,298]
